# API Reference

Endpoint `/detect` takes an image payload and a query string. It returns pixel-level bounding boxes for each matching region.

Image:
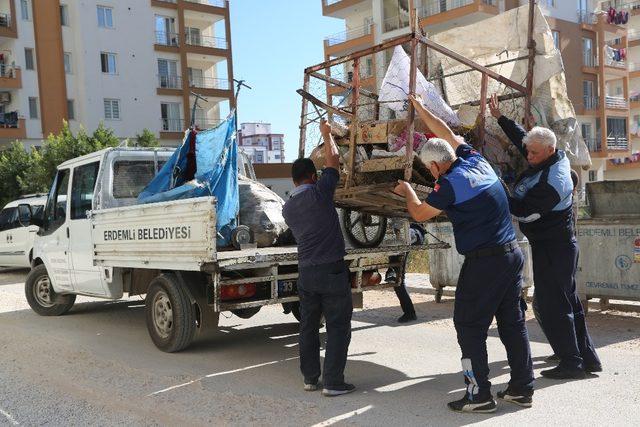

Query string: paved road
[1,268,639,426]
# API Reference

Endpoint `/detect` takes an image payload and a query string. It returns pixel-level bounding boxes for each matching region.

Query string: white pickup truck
[21,147,447,352]
[0,195,47,268]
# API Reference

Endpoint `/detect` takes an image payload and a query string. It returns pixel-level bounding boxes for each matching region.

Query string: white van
[0,195,47,268]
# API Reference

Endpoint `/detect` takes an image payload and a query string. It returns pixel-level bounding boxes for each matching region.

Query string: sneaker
[322,383,356,397]
[447,393,497,414]
[497,387,533,408]
[540,366,586,380]
[304,382,320,392]
[397,312,417,323]
[545,354,560,363]
[585,364,603,373]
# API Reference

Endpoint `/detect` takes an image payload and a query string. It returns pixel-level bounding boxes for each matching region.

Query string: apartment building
[0,0,234,149]
[320,0,640,185]
[238,122,285,164]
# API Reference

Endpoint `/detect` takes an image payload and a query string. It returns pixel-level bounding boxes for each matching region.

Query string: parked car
[0,195,47,268]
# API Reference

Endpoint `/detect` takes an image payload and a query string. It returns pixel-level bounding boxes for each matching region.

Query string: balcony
[0,65,21,89]
[585,137,602,153]
[608,151,640,169]
[582,55,598,72]
[581,96,599,114]
[322,0,370,19]
[577,11,597,26]
[605,95,628,109]
[607,135,629,150]
[324,23,374,55]
[183,0,227,14]
[630,62,640,78]
[160,118,223,137]
[189,76,230,90]
[0,113,25,140]
[154,31,179,52]
[0,12,16,38]
[184,0,226,6]
[631,94,640,109]
[184,32,228,55]
[419,0,499,32]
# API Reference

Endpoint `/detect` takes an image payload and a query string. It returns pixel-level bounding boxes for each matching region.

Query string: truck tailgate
[92,197,217,271]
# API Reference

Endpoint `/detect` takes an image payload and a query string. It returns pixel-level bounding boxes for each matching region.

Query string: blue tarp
[137,113,238,247]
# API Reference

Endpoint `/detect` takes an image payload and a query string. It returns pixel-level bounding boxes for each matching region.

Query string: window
[588,171,597,182]
[20,0,30,21]
[43,169,70,232]
[383,0,409,32]
[70,162,100,220]
[185,27,201,45]
[103,99,120,120]
[60,4,69,26]
[63,52,71,73]
[24,48,34,70]
[583,80,594,109]
[113,161,163,199]
[155,15,177,46]
[161,102,181,131]
[97,6,113,28]
[28,97,38,119]
[67,99,75,120]
[157,59,179,88]
[582,38,594,67]
[552,31,560,50]
[100,52,117,74]
[0,208,19,232]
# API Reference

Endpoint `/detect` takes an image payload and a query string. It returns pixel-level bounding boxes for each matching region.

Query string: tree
[135,128,160,147]
[0,142,37,207]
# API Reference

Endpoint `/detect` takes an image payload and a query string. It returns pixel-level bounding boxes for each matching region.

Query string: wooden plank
[478,72,488,151]
[309,71,378,100]
[417,35,527,94]
[357,121,388,144]
[524,0,536,130]
[298,73,310,159]
[296,89,354,120]
[357,156,406,172]
[406,35,419,182]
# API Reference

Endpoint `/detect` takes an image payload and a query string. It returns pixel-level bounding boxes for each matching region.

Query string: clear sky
[228,0,344,163]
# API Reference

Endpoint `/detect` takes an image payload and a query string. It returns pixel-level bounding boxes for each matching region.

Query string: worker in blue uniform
[394,95,534,413]
[489,94,601,379]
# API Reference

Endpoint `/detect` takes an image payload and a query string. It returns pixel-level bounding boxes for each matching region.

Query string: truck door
[40,169,74,292]
[68,161,106,296]
[0,207,22,267]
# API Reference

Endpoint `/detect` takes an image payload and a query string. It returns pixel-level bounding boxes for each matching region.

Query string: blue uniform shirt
[426,144,516,255]
[282,167,346,267]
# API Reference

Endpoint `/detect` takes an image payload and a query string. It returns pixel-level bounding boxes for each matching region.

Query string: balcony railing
[189,76,231,90]
[0,64,19,78]
[184,32,228,49]
[585,137,602,152]
[325,23,373,46]
[629,62,640,72]
[577,10,597,24]
[420,0,497,19]
[158,74,182,89]
[628,30,640,41]
[155,31,179,46]
[0,13,11,28]
[184,0,226,6]
[607,136,629,150]
[583,55,598,67]
[583,96,599,110]
[383,14,410,32]
[161,118,224,132]
[323,0,344,5]
[605,57,627,68]
[605,95,628,109]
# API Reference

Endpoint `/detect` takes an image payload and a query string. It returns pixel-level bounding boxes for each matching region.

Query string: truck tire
[25,264,76,316]
[145,273,197,353]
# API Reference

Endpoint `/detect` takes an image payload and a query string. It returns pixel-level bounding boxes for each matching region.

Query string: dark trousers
[394,255,415,315]
[531,240,600,370]
[454,248,534,398]
[298,260,353,387]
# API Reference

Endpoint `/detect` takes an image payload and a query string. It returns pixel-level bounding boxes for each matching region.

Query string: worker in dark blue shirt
[490,94,601,379]
[394,95,534,413]
[282,119,355,397]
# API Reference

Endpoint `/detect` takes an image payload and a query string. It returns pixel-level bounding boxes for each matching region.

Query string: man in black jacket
[489,94,601,379]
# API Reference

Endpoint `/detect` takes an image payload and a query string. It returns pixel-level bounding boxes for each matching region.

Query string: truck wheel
[25,264,76,316]
[145,273,196,353]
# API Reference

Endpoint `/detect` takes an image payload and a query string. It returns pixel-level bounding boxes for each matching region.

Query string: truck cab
[0,195,47,268]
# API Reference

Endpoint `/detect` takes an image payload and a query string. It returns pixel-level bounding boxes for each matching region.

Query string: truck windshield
[113,160,166,199]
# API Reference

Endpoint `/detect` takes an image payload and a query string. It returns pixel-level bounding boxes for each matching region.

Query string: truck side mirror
[17,203,42,228]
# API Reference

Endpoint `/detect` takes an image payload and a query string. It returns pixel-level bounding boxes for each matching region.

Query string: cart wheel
[231,225,253,249]
[435,288,443,303]
[342,208,387,248]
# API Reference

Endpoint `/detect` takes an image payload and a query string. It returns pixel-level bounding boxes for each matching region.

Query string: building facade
[0,0,234,149]
[320,0,640,185]
[238,122,285,164]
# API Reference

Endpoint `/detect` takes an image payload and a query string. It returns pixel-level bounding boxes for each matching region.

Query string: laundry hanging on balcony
[378,45,461,127]
[605,45,626,63]
[607,7,629,25]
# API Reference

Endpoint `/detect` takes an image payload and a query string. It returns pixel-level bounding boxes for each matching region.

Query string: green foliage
[135,128,160,147]
[0,121,124,208]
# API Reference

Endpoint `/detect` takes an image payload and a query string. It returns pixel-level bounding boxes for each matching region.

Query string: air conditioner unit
[0,92,11,103]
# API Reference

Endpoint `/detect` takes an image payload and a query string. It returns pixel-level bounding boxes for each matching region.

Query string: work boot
[497,387,533,408]
[322,383,356,397]
[540,366,586,380]
[397,312,417,323]
[447,393,497,413]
